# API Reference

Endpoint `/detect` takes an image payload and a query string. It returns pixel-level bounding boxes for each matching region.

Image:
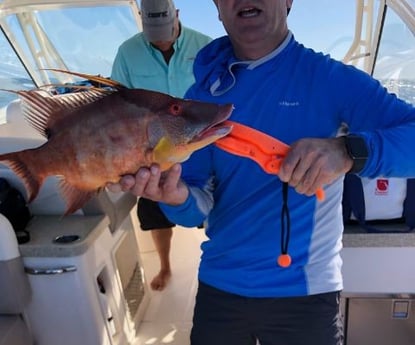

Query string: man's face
[213,0,292,45]
[149,10,180,52]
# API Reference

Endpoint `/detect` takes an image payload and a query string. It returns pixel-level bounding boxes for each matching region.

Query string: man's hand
[107,163,189,206]
[278,137,353,196]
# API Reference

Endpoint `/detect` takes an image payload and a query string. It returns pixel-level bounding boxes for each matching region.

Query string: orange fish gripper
[215,120,325,202]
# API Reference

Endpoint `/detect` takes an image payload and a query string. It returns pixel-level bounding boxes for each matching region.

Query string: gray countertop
[343,224,415,248]
[19,215,110,257]
[18,214,415,257]
[16,190,137,258]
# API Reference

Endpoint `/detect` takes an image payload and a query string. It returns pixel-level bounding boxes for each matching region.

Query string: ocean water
[0,38,34,108]
[0,92,17,107]
[0,76,35,108]
[0,74,34,124]
[382,79,415,105]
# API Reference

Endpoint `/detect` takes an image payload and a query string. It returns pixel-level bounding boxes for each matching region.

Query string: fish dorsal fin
[43,68,126,90]
[18,87,113,138]
[58,178,96,215]
[17,68,126,138]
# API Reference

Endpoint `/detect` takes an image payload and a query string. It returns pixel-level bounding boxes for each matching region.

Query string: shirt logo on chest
[279,101,300,107]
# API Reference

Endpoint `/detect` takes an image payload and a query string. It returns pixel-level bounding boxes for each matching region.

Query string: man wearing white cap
[111,0,211,291]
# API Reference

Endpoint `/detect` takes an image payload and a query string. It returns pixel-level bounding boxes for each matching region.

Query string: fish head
[146,96,234,170]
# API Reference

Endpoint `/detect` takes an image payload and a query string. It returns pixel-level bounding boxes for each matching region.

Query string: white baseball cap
[140,0,176,42]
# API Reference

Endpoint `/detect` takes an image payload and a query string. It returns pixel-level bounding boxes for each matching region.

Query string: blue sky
[173,1,356,60]
[174,0,225,38]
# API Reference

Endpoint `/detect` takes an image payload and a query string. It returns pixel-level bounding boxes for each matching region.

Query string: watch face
[346,135,368,159]
[345,135,368,173]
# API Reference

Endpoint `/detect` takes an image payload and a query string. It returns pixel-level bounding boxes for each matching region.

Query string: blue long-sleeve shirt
[160,33,415,298]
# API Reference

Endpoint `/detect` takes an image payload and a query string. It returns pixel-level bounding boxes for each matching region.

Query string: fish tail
[0,152,43,202]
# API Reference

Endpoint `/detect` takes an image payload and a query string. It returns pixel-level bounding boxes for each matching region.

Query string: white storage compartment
[342,295,415,345]
[342,225,415,345]
[21,214,149,345]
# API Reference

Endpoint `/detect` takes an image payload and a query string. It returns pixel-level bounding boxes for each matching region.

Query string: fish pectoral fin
[153,137,175,163]
[58,179,96,215]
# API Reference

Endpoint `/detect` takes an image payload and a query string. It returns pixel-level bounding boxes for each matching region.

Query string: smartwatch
[344,134,368,174]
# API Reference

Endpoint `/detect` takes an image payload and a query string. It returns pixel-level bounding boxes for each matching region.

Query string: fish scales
[0,69,233,215]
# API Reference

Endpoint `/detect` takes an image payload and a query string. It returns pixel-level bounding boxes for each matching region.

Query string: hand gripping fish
[0,70,233,215]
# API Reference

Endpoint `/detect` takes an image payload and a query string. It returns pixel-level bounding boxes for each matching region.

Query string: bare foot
[150,269,172,291]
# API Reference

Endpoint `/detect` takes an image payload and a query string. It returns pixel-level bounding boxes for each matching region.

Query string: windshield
[33,6,137,75]
[0,29,33,108]
[373,5,415,104]
[288,1,358,61]
[0,4,138,108]
[2,0,415,110]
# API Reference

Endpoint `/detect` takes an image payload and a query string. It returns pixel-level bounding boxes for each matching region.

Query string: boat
[0,0,415,344]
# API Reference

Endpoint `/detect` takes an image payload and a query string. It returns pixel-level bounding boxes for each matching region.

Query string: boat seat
[0,100,38,139]
[0,316,32,345]
[0,214,34,345]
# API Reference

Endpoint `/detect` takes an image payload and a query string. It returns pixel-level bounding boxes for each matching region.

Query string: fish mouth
[190,106,234,144]
[193,123,233,143]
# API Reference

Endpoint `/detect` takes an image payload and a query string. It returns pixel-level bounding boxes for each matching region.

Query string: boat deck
[134,226,205,345]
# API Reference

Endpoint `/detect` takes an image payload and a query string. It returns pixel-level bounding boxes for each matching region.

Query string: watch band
[344,135,368,174]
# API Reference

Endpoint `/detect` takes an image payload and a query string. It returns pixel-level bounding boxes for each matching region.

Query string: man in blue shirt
[111,0,211,291]
[109,0,415,344]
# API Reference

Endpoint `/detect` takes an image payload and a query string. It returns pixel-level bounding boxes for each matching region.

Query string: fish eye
[170,103,182,115]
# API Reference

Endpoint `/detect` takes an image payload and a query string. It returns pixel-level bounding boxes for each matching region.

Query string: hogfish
[0,69,233,215]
